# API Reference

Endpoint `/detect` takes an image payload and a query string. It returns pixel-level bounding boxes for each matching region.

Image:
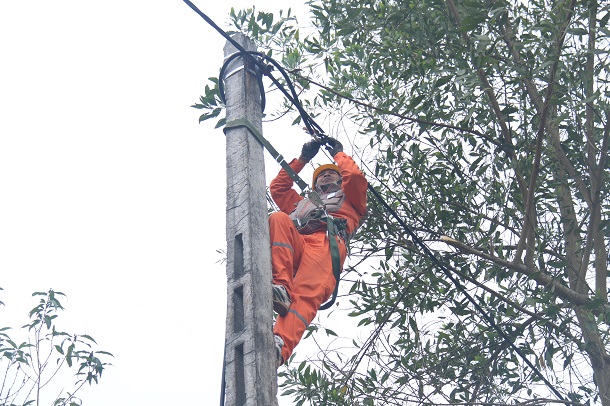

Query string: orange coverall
[270,151,368,363]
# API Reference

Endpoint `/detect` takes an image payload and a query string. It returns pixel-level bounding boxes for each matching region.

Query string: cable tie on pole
[223,51,244,63]
[224,66,245,80]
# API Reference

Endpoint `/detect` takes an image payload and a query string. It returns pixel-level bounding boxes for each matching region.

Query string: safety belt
[224,118,342,310]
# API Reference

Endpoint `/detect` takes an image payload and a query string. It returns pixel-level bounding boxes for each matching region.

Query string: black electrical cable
[218,50,326,141]
[182,1,567,403]
[183,0,323,138]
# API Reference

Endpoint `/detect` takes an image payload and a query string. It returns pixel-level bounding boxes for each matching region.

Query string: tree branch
[513,0,578,266]
[499,1,592,210]
[586,109,610,299]
[440,235,592,306]
[553,156,590,294]
[444,0,529,204]
[288,70,499,142]
[446,257,584,345]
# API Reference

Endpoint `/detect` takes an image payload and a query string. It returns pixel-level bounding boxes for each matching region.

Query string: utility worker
[269,136,368,367]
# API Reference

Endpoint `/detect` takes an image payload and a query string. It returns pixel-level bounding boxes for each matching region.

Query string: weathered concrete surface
[222,33,278,406]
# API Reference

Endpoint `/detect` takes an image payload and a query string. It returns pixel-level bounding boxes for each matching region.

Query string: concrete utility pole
[222,33,278,406]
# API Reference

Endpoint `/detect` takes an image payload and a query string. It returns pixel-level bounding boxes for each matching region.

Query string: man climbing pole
[268,134,368,368]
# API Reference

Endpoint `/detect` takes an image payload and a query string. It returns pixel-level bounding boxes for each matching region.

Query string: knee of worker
[291,271,336,304]
[269,211,293,232]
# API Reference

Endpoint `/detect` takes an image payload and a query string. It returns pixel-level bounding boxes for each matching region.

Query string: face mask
[317,180,341,193]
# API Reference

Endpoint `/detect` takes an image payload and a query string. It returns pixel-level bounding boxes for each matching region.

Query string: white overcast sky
[0,1,340,405]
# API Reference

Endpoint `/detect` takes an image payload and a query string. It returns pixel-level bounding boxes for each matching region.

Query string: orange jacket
[270,152,368,235]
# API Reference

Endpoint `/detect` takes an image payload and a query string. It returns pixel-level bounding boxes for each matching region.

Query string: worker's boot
[274,334,285,368]
[272,284,291,316]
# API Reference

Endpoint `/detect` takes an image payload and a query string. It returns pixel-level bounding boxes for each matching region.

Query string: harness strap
[319,215,342,311]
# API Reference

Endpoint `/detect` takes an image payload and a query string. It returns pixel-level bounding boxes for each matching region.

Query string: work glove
[300,140,321,162]
[324,137,343,157]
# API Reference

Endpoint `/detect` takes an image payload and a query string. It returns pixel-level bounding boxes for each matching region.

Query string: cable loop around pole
[219,51,268,113]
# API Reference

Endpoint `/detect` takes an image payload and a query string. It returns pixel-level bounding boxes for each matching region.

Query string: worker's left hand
[324,137,343,157]
[300,140,322,162]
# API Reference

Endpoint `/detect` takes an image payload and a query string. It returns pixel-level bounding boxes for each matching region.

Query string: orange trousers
[269,212,347,362]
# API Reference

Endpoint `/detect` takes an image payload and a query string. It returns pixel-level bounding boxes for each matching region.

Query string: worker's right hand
[324,137,343,157]
[300,140,321,162]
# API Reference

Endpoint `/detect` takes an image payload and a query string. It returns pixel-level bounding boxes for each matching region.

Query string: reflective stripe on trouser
[269,211,347,362]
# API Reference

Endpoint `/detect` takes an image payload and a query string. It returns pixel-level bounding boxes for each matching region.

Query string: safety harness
[290,188,348,310]
[224,118,346,310]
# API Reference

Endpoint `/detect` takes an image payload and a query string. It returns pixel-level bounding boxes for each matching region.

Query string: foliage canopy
[196,0,610,404]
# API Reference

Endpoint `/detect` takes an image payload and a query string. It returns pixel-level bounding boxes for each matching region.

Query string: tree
[0,289,112,406]
[196,0,610,404]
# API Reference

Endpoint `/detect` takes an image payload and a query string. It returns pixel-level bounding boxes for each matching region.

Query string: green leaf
[409,317,418,333]
[80,334,97,344]
[385,245,395,260]
[67,344,74,367]
[324,328,338,337]
[459,13,487,32]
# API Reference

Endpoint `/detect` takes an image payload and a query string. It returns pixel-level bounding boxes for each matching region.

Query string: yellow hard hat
[312,164,340,187]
